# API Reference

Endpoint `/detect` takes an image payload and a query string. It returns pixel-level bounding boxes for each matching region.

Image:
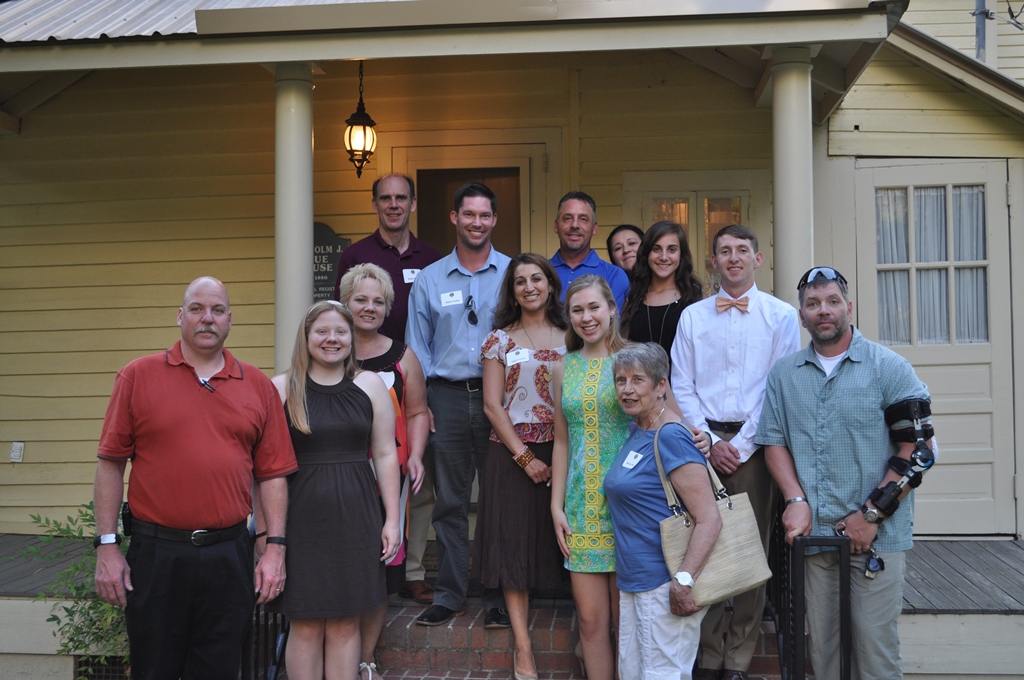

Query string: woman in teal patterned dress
[551,275,631,680]
[552,275,710,680]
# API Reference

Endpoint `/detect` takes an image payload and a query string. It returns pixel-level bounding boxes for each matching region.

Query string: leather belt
[431,377,483,392]
[132,519,247,547]
[707,419,745,434]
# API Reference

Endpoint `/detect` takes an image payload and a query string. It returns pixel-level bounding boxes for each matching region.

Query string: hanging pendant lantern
[344,61,377,178]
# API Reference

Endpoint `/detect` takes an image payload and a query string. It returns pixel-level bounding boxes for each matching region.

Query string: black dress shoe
[721,671,748,680]
[484,607,511,629]
[693,670,722,680]
[415,604,465,626]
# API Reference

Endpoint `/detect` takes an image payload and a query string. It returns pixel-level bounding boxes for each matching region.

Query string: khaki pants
[805,550,906,680]
[698,445,778,673]
[404,442,435,582]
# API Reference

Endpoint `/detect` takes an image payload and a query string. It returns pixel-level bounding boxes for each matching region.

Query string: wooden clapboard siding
[0,63,284,533]
[830,46,1024,157]
[998,16,1024,83]
[576,49,771,235]
[902,0,977,56]
[0,50,770,532]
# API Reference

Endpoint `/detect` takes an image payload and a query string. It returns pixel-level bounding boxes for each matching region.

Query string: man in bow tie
[670,224,800,680]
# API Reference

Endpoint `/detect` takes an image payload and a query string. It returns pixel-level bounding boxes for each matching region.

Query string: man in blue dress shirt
[549,191,630,310]
[406,182,511,627]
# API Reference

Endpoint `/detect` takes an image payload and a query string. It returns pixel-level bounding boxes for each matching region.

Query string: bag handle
[652,421,730,517]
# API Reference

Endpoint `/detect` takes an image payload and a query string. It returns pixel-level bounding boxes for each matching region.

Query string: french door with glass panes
[622,170,773,295]
[855,160,1014,535]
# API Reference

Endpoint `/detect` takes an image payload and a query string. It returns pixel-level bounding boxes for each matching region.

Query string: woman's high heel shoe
[574,641,586,678]
[513,650,539,680]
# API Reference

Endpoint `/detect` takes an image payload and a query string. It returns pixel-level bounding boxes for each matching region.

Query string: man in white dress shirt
[671,224,800,680]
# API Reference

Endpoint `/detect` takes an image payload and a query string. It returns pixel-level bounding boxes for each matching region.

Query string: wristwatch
[93,534,122,548]
[674,571,695,588]
[861,505,884,525]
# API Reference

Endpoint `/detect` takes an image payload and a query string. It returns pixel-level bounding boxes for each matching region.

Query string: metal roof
[0,0,379,43]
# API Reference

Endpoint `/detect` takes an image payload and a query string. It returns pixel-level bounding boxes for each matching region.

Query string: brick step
[380,669,583,680]
[372,597,794,680]
[375,603,582,674]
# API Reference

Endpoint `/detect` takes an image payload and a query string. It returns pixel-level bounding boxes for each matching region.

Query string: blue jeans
[427,381,502,611]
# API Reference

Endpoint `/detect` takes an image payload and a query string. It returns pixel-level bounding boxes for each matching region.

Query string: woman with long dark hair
[475,252,567,680]
[620,221,703,361]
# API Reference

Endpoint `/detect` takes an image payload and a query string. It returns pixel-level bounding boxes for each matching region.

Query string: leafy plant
[16,502,129,677]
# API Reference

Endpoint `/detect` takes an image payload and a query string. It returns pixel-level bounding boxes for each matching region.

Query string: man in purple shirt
[334,174,442,342]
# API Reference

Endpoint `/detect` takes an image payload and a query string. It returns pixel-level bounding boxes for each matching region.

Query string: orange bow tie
[716,296,749,313]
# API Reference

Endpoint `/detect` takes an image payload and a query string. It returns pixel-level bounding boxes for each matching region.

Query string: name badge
[622,451,644,469]
[403,268,420,284]
[441,290,464,307]
[506,347,530,366]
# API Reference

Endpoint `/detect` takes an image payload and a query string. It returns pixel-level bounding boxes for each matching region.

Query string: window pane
[915,186,947,263]
[917,269,949,344]
[652,198,689,237]
[878,270,910,345]
[953,185,986,261]
[704,197,742,261]
[956,267,989,343]
[875,188,908,264]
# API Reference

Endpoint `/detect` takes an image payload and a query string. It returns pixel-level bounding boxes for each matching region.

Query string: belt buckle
[191,529,211,546]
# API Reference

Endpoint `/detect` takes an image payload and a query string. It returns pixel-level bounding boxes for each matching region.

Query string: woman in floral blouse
[474,252,568,680]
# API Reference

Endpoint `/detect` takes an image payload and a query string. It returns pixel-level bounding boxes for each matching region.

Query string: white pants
[619,582,707,680]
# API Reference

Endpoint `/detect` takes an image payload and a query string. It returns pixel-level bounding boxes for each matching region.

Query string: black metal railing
[765,509,852,680]
[242,605,289,680]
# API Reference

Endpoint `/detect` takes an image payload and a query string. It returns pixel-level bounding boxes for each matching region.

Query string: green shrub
[16,502,129,677]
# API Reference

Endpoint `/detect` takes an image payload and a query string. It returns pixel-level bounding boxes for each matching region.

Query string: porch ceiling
[0,0,909,128]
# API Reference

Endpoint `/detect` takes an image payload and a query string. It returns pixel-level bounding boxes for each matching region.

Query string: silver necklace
[646,295,680,348]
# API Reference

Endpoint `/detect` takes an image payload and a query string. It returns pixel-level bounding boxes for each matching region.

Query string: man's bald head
[183,276,230,308]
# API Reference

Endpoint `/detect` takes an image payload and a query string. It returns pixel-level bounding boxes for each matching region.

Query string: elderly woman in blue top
[604,343,722,680]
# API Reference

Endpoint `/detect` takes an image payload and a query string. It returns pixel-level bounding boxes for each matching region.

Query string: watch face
[675,571,695,587]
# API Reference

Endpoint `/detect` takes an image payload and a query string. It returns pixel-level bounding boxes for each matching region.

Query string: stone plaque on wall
[314,222,349,302]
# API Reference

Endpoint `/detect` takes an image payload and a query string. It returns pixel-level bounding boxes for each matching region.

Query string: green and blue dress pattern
[561,352,631,573]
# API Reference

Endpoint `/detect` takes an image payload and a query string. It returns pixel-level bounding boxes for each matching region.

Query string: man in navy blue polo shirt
[549,191,630,310]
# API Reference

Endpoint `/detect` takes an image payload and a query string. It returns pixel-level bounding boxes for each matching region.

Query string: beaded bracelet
[514,448,536,470]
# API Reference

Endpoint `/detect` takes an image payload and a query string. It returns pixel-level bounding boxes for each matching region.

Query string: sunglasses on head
[797,267,848,290]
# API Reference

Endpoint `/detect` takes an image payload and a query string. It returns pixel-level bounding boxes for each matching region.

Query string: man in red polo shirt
[93,276,298,680]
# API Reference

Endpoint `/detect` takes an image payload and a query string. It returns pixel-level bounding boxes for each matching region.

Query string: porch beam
[771,46,814,308]
[273,62,315,373]
[0,109,19,135]
[0,12,890,74]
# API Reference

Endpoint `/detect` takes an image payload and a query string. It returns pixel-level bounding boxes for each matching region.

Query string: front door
[855,159,1014,536]
[416,167,522,257]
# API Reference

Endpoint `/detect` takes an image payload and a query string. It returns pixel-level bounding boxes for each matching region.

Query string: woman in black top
[621,221,703,363]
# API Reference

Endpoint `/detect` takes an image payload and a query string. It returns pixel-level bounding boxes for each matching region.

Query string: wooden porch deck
[902,539,1024,615]
[3,533,1023,612]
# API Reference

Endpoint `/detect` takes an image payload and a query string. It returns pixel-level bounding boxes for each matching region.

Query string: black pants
[125,530,255,680]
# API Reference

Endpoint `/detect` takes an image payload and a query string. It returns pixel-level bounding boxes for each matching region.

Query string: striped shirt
[755,328,930,553]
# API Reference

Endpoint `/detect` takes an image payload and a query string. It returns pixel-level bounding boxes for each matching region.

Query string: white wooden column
[771,46,814,308]
[274,62,314,373]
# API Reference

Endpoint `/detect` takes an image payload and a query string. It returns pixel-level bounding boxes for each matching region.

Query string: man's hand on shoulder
[95,545,132,607]
[708,440,742,475]
[254,543,286,605]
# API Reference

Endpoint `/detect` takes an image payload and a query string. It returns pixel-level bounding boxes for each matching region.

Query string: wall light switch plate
[10,442,24,463]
